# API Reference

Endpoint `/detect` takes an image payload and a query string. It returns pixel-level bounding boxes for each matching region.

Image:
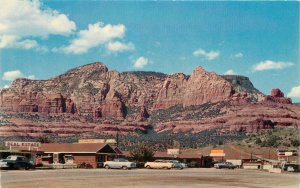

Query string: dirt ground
[1,168,299,188]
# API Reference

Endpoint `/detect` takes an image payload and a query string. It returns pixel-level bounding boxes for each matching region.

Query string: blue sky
[0,1,299,102]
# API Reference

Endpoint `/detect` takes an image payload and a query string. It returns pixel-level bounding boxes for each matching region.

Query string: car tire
[105,165,110,169]
[122,166,128,170]
[25,166,30,170]
[146,165,151,169]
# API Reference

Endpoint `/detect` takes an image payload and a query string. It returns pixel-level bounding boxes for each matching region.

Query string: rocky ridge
[0,62,298,137]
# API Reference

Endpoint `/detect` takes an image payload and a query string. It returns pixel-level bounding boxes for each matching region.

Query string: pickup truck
[0,155,34,170]
[144,159,175,169]
[103,158,136,169]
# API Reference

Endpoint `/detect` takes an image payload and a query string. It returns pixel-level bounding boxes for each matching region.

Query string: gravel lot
[1,168,299,188]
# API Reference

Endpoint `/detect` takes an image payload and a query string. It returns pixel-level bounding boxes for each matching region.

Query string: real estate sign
[5,141,41,148]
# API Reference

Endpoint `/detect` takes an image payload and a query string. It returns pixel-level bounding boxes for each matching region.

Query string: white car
[144,159,175,169]
[103,158,136,169]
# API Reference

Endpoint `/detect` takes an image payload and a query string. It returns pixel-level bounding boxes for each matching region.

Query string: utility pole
[116,131,119,148]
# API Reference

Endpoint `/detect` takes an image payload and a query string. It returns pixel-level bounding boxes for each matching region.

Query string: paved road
[1,168,299,188]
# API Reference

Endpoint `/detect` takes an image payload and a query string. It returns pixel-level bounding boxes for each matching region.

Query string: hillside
[0,62,299,139]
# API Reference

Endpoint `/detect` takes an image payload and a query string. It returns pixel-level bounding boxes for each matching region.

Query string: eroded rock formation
[0,62,298,137]
[263,88,292,104]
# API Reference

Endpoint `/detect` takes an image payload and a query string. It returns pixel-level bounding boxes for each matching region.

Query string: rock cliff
[0,62,298,137]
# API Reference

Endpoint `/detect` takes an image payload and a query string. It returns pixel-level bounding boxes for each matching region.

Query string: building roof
[40,143,108,153]
[112,146,123,155]
[0,149,32,153]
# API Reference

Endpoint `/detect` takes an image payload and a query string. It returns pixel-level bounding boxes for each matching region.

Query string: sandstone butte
[0,62,299,137]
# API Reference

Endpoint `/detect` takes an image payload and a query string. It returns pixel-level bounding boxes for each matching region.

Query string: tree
[291,139,300,147]
[129,142,154,162]
[261,135,280,147]
[255,138,262,145]
[36,135,53,143]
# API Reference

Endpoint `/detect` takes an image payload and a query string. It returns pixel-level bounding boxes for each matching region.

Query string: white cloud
[0,0,76,50]
[2,70,23,81]
[27,75,36,80]
[2,70,35,81]
[0,35,38,49]
[224,69,237,75]
[134,57,149,69]
[0,85,10,89]
[106,41,135,53]
[58,22,126,54]
[193,48,220,60]
[287,86,300,98]
[253,60,294,72]
[233,53,243,58]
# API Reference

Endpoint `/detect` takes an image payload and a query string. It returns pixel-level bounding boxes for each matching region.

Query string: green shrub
[255,138,262,144]
[129,142,154,162]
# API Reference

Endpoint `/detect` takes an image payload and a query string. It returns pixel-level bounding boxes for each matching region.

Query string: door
[53,153,59,164]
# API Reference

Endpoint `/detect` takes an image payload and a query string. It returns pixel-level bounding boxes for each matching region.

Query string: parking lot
[1,168,299,188]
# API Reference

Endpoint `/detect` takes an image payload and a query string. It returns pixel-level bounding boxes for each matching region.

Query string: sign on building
[210,149,225,157]
[5,141,41,148]
[78,139,117,144]
[105,139,117,144]
[277,151,294,157]
[79,139,106,143]
[167,149,180,155]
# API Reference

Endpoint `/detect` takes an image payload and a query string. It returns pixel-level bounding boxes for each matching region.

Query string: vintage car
[214,162,238,169]
[0,155,34,170]
[103,158,136,169]
[144,159,175,169]
[283,164,300,172]
[166,160,187,169]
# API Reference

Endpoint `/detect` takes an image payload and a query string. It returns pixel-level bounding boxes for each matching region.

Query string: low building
[39,143,123,168]
[1,141,44,164]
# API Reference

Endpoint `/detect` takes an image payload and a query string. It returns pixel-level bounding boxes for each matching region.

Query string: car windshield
[114,159,128,162]
[6,156,17,160]
[168,160,179,163]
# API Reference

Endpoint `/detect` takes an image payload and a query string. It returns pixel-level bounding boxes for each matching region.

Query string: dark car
[283,164,300,172]
[214,162,238,169]
[0,155,34,170]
